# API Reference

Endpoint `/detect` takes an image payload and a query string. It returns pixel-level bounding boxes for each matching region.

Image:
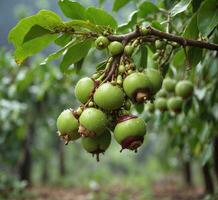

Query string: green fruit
[175,80,193,99]
[140,27,149,35]
[108,41,124,56]
[162,78,176,93]
[79,108,108,136]
[155,40,166,49]
[154,97,167,112]
[57,109,80,141]
[144,68,163,94]
[82,130,111,161]
[123,72,152,103]
[95,36,109,50]
[94,83,125,110]
[153,52,159,60]
[146,102,155,113]
[114,116,146,151]
[167,96,183,113]
[75,77,95,104]
[124,45,134,56]
[156,89,168,98]
[118,65,125,73]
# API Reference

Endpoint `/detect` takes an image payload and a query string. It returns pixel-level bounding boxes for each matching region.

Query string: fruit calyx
[120,136,144,152]
[134,88,151,103]
[91,148,105,162]
[78,125,96,137]
[116,115,137,124]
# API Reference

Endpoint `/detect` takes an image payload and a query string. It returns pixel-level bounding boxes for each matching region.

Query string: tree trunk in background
[18,121,35,184]
[41,162,49,184]
[59,140,66,176]
[213,135,218,182]
[202,163,214,194]
[183,161,193,186]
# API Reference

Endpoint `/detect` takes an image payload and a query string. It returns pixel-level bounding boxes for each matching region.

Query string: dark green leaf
[187,47,203,67]
[192,0,204,12]
[23,25,51,43]
[140,45,148,68]
[113,0,130,11]
[170,0,192,17]
[138,1,159,18]
[183,97,192,115]
[8,10,63,64]
[183,14,199,39]
[55,34,72,46]
[74,58,84,73]
[151,21,164,31]
[60,39,92,72]
[58,0,86,20]
[197,0,218,36]
[86,7,117,29]
[134,104,144,114]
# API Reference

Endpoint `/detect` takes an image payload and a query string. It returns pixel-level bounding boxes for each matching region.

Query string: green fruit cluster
[56,35,193,161]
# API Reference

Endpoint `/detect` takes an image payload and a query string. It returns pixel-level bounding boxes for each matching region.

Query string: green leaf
[96,60,107,71]
[8,10,63,64]
[170,0,192,17]
[151,21,164,31]
[117,11,138,32]
[183,13,199,39]
[138,1,159,18]
[132,45,148,69]
[113,0,130,11]
[86,7,117,29]
[58,0,86,20]
[23,25,51,43]
[74,58,85,73]
[197,0,218,36]
[192,0,204,12]
[55,33,73,47]
[60,39,92,72]
[187,47,203,66]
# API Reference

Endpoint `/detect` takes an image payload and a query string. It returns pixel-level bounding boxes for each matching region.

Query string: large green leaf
[86,7,117,29]
[187,47,203,67]
[170,0,192,17]
[8,10,63,64]
[58,0,86,20]
[138,1,159,18]
[60,39,92,72]
[183,13,199,39]
[113,0,130,11]
[55,33,73,47]
[197,0,218,36]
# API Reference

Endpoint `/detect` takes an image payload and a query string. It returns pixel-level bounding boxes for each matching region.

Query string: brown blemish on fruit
[117,115,137,124]
[120,136,144,151]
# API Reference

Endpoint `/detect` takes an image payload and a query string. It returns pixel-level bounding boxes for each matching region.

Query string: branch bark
[108,26,218,51]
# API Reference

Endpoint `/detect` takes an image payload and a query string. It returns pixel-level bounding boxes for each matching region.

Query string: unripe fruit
[155,40,166,49]
[94,83,125,110]
[154,97,167,112]
[140,27,149,35]
[175,80,193,99]
[95,36,109,50]
[75,77,95,104]
[79,108,108,137]
[167,96,183,113]
[162,78,176,93]
[118,65,125,73]
[108,41,124,56]
[124,45,134,56]
[82,130,111,161]
[146,102,155,113]
[153,52,159,60]
[57,109,80,143]
[144,68,163,94]
[123,72,152,103]
[156,89,168,98]
[114,115,146,151]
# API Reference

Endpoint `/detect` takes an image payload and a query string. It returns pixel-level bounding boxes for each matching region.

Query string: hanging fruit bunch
[56,27,167,161]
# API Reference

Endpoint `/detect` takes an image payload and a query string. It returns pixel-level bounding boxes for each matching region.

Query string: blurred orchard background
[0,0,218,199]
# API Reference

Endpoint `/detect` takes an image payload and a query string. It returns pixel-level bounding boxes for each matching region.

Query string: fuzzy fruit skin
[123,72,152,102]
[94,83,124,110]
[175,80,193,99]
[124,45,134,56]
[162,78,176,93]
[167,97,183,113]
[79,108,108,136]
[108,41,124,56]
[144,68,163,94]
[95,36,109,50]
[114,116,146,150]
[81,130,111,153]
[154,97,167,112]
[75,77,95,104]
[156,89,168,98]
[57,109,80,140]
